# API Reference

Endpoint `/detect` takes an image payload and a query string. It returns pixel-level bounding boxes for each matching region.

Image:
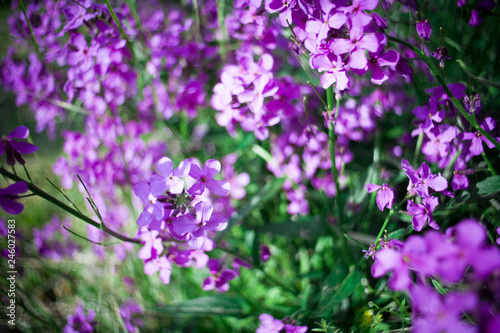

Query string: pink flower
[366,183,394,211]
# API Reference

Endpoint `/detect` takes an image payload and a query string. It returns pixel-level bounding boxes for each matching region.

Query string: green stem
[375,196,410,244]
[387,35,500,151]
[413,133,424,165]
[103,0,135,61]
[481,151,497,176]
[18,0,41,59]
[0,167,139,244]
[326,87,343,226]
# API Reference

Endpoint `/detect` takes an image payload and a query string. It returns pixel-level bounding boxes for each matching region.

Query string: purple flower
[416,19,432,42]
[260,244,271,262]
[459,117,498,156]
[202,258,237,293]
[256,313,285,333]
[0,126,38,165]
[33,216,78,261]
[405,161,448,197]
[407,197,440,231]
[451,159,472,191]
[188,159,230,196]
[119,300,143,333]
[310,54,349,90]
[144,255,172,284]
[365,49,400,85]
[410,285,477,333]
[172,201,227,250]
[431,46,452,69]
[421,126,457,159]
[366,183,394,211]
[137,229,164,260]
[150,157,190,195]
[0,181,29,215]
[133,181,163,227]
[63,304,96,333]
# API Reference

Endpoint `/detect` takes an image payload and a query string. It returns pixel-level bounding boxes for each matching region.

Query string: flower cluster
[33,215,79,261]
[133,156,248,287]
[63,303,96,333]
[372,219,500,332]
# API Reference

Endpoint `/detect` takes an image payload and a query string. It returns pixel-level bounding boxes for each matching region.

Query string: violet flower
[366,183,394,211]
[143,255,172,284]
[150,157,190,195]
[188,159,230,196]
[416,19,432,42]
[63,304,96,333]
[260,244,271,262]
[0,126,38,166]
[407,197,440,231]
[202,258,237,293]
[119,300,143,333]
[310,54,349,90]
[0,181,29,215]
[459,117,498,156]
[133,181,163,227]
[256,313,285,333]
[172,201,227,250]
[431,46,452,69]
[137,229,164,260]
[410,285,477,333]
[405,161,448,198]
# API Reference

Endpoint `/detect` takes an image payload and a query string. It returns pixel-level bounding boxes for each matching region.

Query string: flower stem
[387,34,500,151]
[326,86,343,227]
[0,167,139,244]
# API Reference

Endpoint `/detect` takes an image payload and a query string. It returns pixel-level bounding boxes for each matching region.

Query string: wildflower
[431,46,452,69]
[0,126,38,166]
[132,181,163,227]
[150,157,190,195]
[416,19,432,42]
[366,183,394,211]
[188,159,230,196]
[63,304,96,333]
[407,197,440,231]
[0,181,29,215]
[143,255,172,284]
[119,300,143,333]
[172,201,227,250]
[459,117,498,156]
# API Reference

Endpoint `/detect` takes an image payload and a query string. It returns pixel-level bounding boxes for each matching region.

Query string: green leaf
[311,267,363,318]
[431,278,447,295]
[222,177,285,232]
[456,60,500,88]
[151,296,247,317]
[388,226,413,240]
[253,215,327,240]
[476,176,500,196]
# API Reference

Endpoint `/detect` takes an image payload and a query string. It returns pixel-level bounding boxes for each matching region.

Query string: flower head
[0,181,29,215]
[0,126,38,165]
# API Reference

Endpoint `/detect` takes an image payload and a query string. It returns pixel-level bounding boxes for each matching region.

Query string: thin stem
[481,151,497,176]
[18,0,41,59]
[387,34,500,151]
[375,196,409,244]
[103,0,135,62]
[0,167,139,244]
[307,81,327,109]
[327,87,343,226]
[22,164,33,183]
[412,133,423,165]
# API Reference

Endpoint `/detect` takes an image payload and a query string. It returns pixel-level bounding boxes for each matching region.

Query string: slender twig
[0,167,139,244]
